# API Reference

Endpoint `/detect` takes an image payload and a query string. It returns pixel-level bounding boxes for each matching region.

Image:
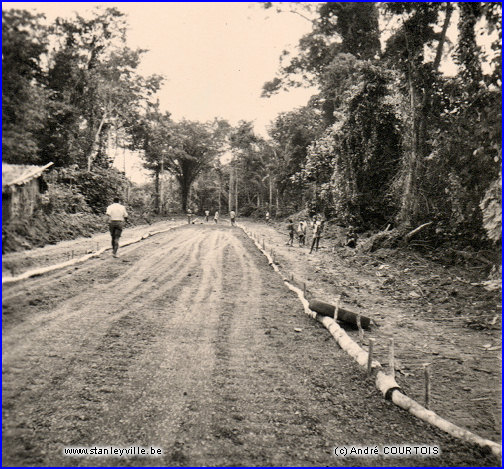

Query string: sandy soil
[2,221,500,466]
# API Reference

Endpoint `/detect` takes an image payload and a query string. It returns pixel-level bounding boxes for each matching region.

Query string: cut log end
[309,299,371,329]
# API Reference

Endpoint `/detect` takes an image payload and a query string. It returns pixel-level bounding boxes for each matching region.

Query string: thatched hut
[2,162,53,223]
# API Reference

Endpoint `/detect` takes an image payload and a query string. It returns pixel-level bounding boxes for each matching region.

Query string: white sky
[3,2,317,182]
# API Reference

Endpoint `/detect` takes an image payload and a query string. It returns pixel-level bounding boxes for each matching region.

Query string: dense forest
[2,3,501,254]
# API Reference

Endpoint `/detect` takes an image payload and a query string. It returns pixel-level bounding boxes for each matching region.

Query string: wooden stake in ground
[333,295,341,321]
[303,282,306,298]
[291,273,294,282]
[262,238,265,250]
[357,314,364,344]
[424,363,431,409]
[367,338,375,375]
[389,338,395,376]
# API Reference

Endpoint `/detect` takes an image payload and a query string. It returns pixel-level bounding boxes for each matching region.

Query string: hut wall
[2,178,41,223]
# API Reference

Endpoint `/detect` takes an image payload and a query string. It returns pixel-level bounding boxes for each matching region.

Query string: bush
[480,173,502,244]
[39,182,90,214]
[50,165,127,214]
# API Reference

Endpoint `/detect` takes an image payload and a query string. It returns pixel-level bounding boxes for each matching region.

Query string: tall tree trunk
[228,169,233,214]
[399,5,453,226]
[154,165,161,214]
[159,156,164,214]
[234,166,238,215]
[218,174,222,213]
[269,172,273,211]
[87,109,108,171]
[180,178,190,213]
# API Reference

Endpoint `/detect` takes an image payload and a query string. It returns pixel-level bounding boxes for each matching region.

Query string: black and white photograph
[2,2,502,466]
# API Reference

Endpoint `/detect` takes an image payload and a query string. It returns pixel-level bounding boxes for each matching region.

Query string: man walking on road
[230,210,236,226]
[214,210,219,224]
[297,219,307,246]
[106,197,128,258]
[286,219,295,246]
[309,216,324,254]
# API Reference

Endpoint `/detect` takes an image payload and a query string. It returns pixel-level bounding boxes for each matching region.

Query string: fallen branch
[405,222,433,242]
[451,249,495,266]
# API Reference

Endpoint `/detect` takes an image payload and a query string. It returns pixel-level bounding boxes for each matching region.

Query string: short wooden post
[303,282,306,297]
[357,314,364,343]
[291,273,294,282]
[333,295,341,321]
[71,250,74,259]
[388,338,395,376]
[262,238,265,250]
[423,363,431,409]
[367,338,375,375]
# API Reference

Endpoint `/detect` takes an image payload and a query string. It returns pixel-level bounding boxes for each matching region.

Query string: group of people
[105,198,241,258]
[106,197,345,259]
[286,216,325,254]
[189,208,236,226]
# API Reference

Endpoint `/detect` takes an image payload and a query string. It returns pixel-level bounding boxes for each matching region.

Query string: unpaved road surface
[2,224,498,466]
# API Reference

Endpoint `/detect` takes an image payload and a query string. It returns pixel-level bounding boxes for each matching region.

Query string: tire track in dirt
[55,226,231,466]
[2,226,197,317]
[2,227,202,343]
[2,227,210,465]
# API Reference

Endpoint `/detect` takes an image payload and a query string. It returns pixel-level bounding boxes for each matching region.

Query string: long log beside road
[309,299,371,329]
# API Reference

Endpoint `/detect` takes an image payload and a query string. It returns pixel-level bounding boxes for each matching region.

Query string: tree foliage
[263,1,501,249]
[163,119,229,212]
[2,6,164,218]
[2,9,50,164]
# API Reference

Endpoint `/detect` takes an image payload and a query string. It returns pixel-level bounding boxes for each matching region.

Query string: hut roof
[2,162,53,191]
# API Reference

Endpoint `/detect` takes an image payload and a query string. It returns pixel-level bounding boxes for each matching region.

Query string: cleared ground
[2,223,498,466]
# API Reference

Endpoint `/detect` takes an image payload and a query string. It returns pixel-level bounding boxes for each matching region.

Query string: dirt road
[2,224,497,466]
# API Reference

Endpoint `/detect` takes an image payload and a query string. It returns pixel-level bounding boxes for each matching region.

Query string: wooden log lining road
[308,299,372,329]
[244,226,501,460]
[2,224,498,466]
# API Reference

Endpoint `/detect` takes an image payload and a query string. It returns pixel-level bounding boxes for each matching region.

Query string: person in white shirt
[205,209,210,222]
[106,197,128,257]
[214,210,219,224]
[297,220,307,246]
[309,216,325,254]
[230,210,236,226]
